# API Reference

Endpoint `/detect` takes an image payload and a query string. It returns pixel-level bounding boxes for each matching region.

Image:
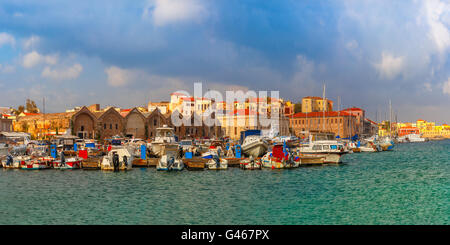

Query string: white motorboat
[157,145,184,171]
[241,135,269,158]
[206,155,228,170]
[398,134,426,143]
[299,140,348,164]
[239,156,262,170]
[150,125,178,157]
[359,141,380,152]
[101,148,132,171]
[1,155,31,169]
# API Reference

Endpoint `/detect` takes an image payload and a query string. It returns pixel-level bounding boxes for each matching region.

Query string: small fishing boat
[260,144,299,169]
[157,145,184,171]
[379,137,395,151]
[21,157,52,170]
[1,155,31,169]
[206,155,228,170]
[241,135,269,158]
[398,134,426,143]
[359,141,381,152]
[53,157,82,169]
[101,148,132,171]
[239,156,262,170]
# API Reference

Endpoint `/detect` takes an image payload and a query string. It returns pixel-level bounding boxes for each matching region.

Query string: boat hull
[241,142,268,158]
[300,152,343,164]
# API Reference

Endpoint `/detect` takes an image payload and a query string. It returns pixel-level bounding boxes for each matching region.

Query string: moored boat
[157,145,184,171]
[150,125,178,157]
[241,135,269,158]
[101,148,132,171]
[299,140,348,164]
[239,156,262,170]
[53,157,82,169]
[206,155,228,170]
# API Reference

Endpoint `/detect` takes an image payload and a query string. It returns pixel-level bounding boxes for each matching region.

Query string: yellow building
[301,96,333,113]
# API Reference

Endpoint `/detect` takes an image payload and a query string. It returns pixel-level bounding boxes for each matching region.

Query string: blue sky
[0,0,449,123]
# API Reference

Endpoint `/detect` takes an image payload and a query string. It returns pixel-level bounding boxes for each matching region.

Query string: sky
[0,0,449,123]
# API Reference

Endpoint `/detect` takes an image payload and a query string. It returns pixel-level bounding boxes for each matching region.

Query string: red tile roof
[171,92,188,96]
[342,107,363,112]
[181,97,195,102]
[291,111,354,118]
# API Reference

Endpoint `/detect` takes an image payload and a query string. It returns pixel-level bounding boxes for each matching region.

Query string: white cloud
[41,64,83,80]
[23,36,40,50]
[289,55,318,95]
[0,64,15,73]
[142,0,207,26]
[0,32,15,47]
[105,66,137,87]
[443,77,450,95]
[423,0,450,55]
[22,51,58,68]
[374,52,405,80]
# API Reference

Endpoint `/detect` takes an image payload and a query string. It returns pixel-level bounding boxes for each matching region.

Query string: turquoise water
[1,140,449,225]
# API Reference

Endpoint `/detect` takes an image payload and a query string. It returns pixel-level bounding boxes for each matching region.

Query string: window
[323,145,330,150]
[110,124,112,129]
[154,119,157,126]
[104,124,106,129]
[312,145,322,150]
[115,124,118,130]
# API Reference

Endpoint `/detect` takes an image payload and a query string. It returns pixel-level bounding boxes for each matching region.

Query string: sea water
[1,140,448,225]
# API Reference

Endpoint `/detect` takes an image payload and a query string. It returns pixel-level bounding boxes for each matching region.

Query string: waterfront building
[148,101,170,114]
[301,96,333,113]
[1,114,13,132]
[124,108,147,138]
[14,111,74,138]
[289,111,358,139]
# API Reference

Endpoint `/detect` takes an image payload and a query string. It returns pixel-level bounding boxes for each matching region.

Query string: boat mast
[322,83,325,133]
[43,97,46,140]
[389,99,392,138]
[338,96,340,138]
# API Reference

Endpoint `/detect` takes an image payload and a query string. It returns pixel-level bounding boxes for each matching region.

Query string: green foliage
[26,99,39,113]
[294,103,302,113]
[144,125,149,139]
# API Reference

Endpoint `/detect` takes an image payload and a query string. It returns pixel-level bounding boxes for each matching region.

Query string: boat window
[330,145,337,150]
[312,145,322,150]
[323,145,330,150]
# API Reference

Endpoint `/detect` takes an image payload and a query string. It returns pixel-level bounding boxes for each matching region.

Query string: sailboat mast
[322,83,325,132]
[43,97,46,140]
[389,99,392,137]
[338,96,340,138]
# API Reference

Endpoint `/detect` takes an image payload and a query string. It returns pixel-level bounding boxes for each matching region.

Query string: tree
[26,99,39,113]
[144,125,149,139]
[12,105,25,116]
[294,103,302,113]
